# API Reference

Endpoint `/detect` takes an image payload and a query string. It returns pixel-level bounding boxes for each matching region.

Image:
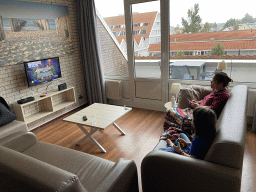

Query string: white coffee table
[63,103,132,153]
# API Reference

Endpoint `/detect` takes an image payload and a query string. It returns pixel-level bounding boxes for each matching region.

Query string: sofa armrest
[141,150,241,192]
[93,158,139,192]
[0,132,38,152]
[0,146,87,192]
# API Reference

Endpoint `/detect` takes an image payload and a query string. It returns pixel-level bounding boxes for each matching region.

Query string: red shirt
[200,89,230,118]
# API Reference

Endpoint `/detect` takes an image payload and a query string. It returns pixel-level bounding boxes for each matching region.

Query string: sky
[95,0,256,27]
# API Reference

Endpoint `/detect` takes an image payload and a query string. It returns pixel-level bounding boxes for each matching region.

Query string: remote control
[83,116,87,121]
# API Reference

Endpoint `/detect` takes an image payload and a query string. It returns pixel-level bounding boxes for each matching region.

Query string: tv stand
[12,87,76,124]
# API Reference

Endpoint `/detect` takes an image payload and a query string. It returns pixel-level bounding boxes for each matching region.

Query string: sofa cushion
[177,88,200,109]
[188,85,212,100]
[23,141,115,192]
[0,103,17,126]
[177,85,212,109]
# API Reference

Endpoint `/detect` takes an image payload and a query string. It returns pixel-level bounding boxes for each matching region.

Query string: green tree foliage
[201,22,213,32]
[177,50,185,56]
[211,42,225,56]
[213,22,218,30]
[241,13,255,24]
[222,18,240,30]
[175,24,181,30]
[181,3,202,33]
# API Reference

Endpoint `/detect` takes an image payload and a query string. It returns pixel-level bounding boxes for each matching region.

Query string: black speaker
[58,83,67,91]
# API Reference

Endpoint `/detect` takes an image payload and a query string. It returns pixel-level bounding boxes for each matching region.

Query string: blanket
[162,107,194,137]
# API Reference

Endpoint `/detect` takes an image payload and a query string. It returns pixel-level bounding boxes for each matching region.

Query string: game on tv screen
[24,57,61,87]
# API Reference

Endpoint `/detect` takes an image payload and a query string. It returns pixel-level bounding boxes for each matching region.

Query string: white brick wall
[0,0,87,130]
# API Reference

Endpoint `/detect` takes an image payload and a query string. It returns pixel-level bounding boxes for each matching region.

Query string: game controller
[190,101,196,105]
[174,138,186,148]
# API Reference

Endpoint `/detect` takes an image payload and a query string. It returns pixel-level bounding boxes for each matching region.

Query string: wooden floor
[33,107,256,192]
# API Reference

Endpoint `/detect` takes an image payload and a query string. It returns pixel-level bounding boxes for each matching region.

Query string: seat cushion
[23,142,115,192]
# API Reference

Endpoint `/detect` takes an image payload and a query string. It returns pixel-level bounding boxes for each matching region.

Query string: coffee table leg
[113,123,126,135]
[76,125,106,153]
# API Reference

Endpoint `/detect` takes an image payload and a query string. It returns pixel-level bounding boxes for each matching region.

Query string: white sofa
[0,120,139,192]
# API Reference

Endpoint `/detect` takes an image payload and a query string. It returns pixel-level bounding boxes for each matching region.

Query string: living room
[0,0,255,191]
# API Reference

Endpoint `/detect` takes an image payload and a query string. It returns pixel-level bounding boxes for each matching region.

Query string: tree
[213,22,218,30]
[181,3,202,33]
[175,24,180,30]
[211,42,225,56]
[201,22,213,32]
[241,13,255,24]
[222,18,240,30]
[177,50,185,56]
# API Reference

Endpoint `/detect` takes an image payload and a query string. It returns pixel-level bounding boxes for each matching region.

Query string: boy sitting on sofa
[159,106,217,160]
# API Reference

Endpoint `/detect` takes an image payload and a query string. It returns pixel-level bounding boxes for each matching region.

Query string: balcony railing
[134,58,256,83]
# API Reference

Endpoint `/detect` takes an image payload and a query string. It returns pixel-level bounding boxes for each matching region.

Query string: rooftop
[169,30,256,42]
[104,11,158,44]
[149,39,256,52]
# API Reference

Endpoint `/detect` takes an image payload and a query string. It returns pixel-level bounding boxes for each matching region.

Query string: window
[97,0,256,84]
[140,29,147,34]
[132,1,161,78]
[120,31,126,36]
[133,23,140,27]
[95,0,129,77]
[113,31,120,36]
[133,30,140,35]
[168,1,256,83]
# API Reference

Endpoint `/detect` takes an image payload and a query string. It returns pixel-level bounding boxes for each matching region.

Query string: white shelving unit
[12,87,76,124]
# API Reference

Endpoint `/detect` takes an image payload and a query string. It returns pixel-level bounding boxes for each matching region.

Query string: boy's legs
[179,133,191,154]
[179,133,191,143]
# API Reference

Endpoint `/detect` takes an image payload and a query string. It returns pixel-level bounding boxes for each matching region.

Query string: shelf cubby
[12,87,76,124]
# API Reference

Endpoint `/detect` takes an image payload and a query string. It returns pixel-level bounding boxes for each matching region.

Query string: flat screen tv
[24,57,62,87]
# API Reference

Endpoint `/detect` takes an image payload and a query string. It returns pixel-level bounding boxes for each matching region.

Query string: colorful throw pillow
[0,98,17,127]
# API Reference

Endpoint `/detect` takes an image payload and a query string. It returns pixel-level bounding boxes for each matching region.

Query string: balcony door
[123,0,169,111]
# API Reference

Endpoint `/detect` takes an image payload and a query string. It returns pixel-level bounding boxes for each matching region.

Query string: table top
[63,103,132,129]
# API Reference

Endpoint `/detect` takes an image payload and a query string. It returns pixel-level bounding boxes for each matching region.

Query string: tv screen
[24,57,62,87]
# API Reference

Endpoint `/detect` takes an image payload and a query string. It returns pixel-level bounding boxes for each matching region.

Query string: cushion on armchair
[177,85,212,109]
[188,85,212,100]
[0,103,17,127]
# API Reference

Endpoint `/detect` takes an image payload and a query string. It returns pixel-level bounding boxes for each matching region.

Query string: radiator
[105,80,122,100]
